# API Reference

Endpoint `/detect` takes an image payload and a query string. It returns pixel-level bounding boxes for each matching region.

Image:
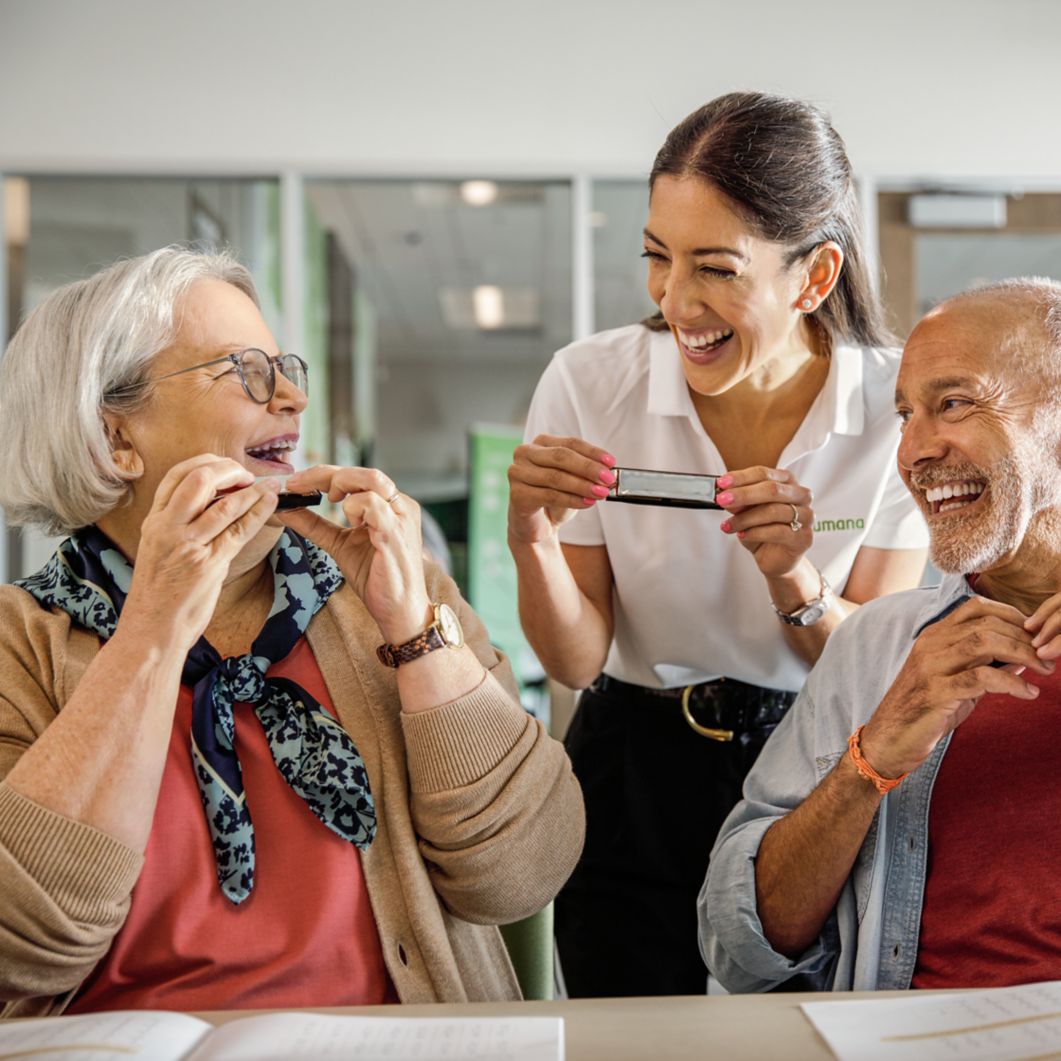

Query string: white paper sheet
[188,1013,564,1061]
[0,1009,210,1060]
[803,980,1061,1061]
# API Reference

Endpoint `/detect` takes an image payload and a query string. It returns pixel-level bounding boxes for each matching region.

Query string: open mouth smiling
[675,326,736,365]
[924,480,986,515]
[678,327,734,351]
[246,436,297,471]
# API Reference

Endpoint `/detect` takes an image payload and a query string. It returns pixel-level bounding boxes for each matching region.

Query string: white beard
[916,446,1061,574]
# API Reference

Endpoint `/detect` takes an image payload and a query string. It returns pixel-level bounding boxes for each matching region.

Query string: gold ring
[386,490,401,505]
[681,685,734,742]
[788,503,802,533]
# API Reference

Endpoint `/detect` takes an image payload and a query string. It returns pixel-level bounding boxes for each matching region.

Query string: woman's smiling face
[644,175,816,396]
[108,278,308,507]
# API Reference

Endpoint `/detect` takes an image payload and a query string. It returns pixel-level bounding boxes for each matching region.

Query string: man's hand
[1026,592,1061,661]
[860,597,1054,779]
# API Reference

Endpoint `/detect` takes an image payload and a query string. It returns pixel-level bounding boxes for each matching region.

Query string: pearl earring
[800,298,813,311]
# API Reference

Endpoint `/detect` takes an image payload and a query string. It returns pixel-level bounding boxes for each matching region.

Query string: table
[201,991,911,1060]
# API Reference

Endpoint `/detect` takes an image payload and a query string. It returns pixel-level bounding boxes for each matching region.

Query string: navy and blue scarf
[17,525,376,905]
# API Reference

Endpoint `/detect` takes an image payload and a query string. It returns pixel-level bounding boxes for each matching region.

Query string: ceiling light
[473,285,505,329]
[439,287,540,331]
[460,180,499,207]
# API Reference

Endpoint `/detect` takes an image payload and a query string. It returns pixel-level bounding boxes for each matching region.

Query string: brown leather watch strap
[375,622,445,668]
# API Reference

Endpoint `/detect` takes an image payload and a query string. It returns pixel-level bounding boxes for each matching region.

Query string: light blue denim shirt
[699,572,975,993]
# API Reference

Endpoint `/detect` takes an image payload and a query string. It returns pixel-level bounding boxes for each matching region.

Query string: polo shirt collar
[827,344,865,437]
[644,329,867,437]
[646,328,695,418]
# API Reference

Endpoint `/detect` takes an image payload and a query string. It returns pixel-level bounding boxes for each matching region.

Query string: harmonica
[605,467,722,510]
[255,475,323,510]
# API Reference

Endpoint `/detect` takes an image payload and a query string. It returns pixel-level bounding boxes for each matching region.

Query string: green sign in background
[466,424,547,721]
[467,423,554,998]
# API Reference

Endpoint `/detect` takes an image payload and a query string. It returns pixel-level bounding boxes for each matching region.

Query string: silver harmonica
[606,467,722,510]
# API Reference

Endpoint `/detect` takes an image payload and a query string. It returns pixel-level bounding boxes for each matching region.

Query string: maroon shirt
[912,666,1061,988]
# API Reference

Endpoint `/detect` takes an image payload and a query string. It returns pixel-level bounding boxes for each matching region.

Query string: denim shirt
[698,572,975,993]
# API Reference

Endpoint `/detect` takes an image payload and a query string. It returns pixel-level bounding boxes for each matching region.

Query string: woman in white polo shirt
[508,92,929,998]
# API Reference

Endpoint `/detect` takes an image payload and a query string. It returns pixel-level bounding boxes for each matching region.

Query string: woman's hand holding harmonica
[507,434,617,546]
[714,465,815,578]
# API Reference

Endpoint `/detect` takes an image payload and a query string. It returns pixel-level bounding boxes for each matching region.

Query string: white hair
[0,245,258,534]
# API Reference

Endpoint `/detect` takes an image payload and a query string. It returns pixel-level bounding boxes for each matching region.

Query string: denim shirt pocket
[852,813,881,922]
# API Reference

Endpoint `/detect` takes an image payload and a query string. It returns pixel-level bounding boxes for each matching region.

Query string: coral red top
[69,637,397,1012]
[912,665,1061,988]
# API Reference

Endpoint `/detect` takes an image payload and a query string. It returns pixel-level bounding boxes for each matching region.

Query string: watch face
[797,602,828,626]
[437,603,464,647]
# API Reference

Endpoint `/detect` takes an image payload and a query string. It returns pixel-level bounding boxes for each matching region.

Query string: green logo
[813,517,865,533]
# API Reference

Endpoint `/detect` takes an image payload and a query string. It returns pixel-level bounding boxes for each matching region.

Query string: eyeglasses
[121,348,309,404]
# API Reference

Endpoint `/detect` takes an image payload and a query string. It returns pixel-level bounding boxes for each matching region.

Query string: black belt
[588,673,796,743]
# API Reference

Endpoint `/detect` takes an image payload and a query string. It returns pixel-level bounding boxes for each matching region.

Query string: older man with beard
[699,278,1061,993]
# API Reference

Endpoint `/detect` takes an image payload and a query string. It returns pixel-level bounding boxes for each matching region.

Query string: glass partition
[591,179,656,332]
[305,179,573,499]
[304,178,572,711]
[878,189,1061,338]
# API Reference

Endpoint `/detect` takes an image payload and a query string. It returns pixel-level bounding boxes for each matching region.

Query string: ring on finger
[788,503,802,533]
[385,490,401,505]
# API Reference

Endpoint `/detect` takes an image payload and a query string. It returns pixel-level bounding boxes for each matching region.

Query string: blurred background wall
[3,0,1060,178]
[2,0,1060,714]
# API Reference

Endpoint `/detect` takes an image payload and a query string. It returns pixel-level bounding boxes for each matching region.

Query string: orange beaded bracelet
[847,725,908,795]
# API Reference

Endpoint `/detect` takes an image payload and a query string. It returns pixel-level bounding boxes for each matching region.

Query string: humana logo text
[813,518,865,532]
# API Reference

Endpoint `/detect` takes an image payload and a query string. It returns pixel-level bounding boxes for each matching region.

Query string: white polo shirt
[523,324,928,692]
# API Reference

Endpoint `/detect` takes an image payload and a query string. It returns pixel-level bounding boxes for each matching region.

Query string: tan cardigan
[0,566,584,1017]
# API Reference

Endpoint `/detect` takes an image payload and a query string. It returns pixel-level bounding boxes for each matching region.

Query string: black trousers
[555,680,791,998]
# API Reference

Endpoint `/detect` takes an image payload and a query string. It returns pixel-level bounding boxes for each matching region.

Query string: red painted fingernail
[720,521,731,533]
[717,475,733,489]
[737,530,746,540]
[601,453,617,467]
[582,497,597,506]
[591,484,609,498]
[600,469,616,485]
[716,491,734,506]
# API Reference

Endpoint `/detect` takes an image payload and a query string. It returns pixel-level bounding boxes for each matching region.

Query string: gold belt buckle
[681,684,734,742]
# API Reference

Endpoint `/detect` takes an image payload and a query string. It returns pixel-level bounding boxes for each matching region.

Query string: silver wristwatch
[772,573,834,627]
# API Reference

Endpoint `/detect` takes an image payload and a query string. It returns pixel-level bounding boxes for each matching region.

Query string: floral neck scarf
[17,525,376,904]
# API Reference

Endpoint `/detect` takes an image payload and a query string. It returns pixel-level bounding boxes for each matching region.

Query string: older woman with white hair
[0,246,583,1018]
